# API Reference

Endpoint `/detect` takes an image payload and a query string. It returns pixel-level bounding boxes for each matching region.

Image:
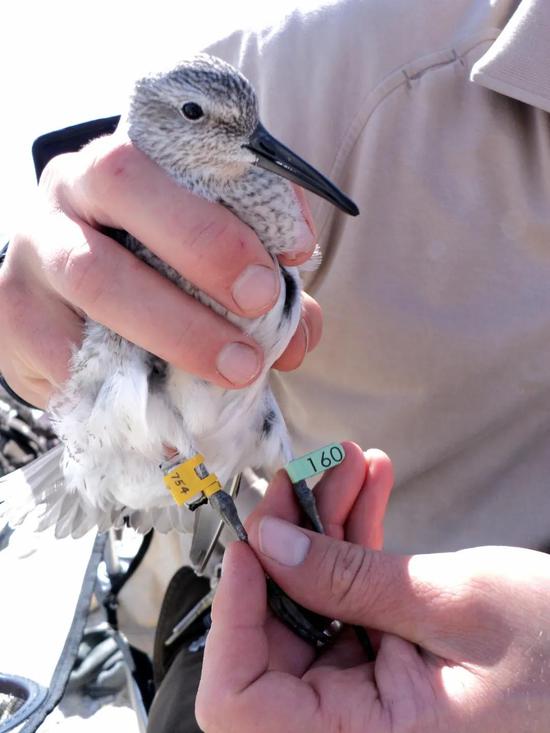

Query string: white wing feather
[0,445,193,538]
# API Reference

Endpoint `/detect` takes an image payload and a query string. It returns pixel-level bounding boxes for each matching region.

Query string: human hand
[0,136,322,408]
[197,445,550,732]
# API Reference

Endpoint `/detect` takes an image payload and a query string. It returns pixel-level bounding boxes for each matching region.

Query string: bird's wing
[0,446,192,538]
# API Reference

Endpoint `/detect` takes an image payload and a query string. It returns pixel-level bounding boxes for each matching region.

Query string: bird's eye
[181,102,204,121]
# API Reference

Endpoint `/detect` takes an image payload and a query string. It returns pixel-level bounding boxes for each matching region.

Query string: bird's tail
[0,445,95,538]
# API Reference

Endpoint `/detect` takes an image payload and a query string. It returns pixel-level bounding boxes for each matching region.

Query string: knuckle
[274,324,306,372]
[83,138,136,208]
[184,210,259,273]
[38,153,74,201]
[325,541,374,617]
[167,316,199,363]
[54,237,106,311]
[186,214,239,256]
[168,311,229,376]
[302,296,323,350]
[188,216,227,252]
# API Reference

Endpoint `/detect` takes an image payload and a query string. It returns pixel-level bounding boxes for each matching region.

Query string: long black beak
[244,122,359,216]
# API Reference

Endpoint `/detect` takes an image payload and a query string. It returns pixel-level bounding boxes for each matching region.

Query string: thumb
[248,516,475,651]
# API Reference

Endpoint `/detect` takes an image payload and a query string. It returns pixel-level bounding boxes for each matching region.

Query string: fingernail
[216,342,261,385]
[259,516,311,566]
[232,265,278,313]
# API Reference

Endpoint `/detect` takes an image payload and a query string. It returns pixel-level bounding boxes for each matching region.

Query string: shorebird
[1,54,358,640]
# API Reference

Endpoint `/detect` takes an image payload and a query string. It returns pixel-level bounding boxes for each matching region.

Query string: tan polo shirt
[207,0,550,554]
[120,0,550,648]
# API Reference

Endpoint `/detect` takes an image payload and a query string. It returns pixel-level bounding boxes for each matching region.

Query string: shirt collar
[470,0,550,113]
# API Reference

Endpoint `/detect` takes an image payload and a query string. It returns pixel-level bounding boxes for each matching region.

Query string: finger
[346,448,393,550]
[244,445,379,673]
[272,320,308,372]
[309,626,368,671]
[374,633,430,707]
[342,449,393,657]
[201,542,269,698]
[244,464,351,676]
[278,185,317,266]
[264,613,314,675]
[44,216,264,388]
[289,444,390,662]
[197,542,319,733]
[244,473,317,673]
[314,441,369,540]
[247,514,479,651]
[245,470,302,529]
[246,441,366,534]
[273,293,322,371]
[67,141,283,319]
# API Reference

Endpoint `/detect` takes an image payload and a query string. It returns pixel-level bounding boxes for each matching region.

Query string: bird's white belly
[51,264,300,515]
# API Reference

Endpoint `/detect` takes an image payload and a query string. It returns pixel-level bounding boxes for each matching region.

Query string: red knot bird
[1,54,358,644]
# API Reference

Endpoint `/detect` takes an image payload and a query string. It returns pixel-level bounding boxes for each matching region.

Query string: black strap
[32,116,120,181]
[102,529,156,711]
[104,529,154,630]
[0,375,38,411]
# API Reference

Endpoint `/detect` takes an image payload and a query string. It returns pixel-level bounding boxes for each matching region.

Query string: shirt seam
[308,31,501,293]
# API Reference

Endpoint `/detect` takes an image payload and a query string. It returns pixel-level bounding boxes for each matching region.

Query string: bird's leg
[285,444,347,534]
[208,487,334,646]
[162,447,368,650]
[288,477,376,659]
[292,478,324,534]
[208,489,248,541]
[266,578,332,646]
[285,446,376,661]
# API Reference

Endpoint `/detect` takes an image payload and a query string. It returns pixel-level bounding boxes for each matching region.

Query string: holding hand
[197,444,550,732]
[0,136,322,407]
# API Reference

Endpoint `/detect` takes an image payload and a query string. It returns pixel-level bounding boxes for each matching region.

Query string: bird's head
[127,54,358,215]
[127,54,261,184]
